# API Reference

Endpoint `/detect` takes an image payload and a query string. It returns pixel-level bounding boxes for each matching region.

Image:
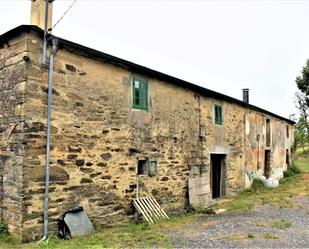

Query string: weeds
[249,178,265,193]
[263,232,279,240]
[283,165,301,178]
[0,219,8,236]
[254,222,266,228]
[271,219,291,230]
[247,233,255,239]
[227,233,255,241]
[194,203,206,213]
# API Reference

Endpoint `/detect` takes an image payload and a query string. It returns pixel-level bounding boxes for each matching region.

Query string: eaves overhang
[0,25,295,125]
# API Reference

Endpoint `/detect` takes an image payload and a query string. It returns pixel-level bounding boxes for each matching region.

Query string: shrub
[250,178,265,193]
[283,165,300,178]
[194,203,206,213]
[0,219,8,235]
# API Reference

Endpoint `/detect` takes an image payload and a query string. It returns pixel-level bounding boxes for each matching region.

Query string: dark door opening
[264,150,271,178]
[210,154,226,199]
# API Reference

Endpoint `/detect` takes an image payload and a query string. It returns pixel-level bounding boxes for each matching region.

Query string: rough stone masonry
[0,26,294,242]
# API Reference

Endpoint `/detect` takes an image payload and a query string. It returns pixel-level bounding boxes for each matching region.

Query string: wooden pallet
[133,196,169,223]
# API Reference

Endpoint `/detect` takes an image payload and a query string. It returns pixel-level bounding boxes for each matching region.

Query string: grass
[0,149,307,248]
[263,232,279,240]
[217,149,309,212]
[226,232,256,241]
[0,214,201,249]
[270,219,291,230]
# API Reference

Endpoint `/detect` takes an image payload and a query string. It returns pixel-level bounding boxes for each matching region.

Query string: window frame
[214,104,223,125]
[137,160,148,176]
[132,75,148,111]
[137,159,158,177]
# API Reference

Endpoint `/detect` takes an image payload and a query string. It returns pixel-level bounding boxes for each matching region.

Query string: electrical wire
[51,0,77,31]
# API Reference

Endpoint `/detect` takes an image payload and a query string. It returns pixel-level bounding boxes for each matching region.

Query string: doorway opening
[264,150,271,178]
[210,154,226,199]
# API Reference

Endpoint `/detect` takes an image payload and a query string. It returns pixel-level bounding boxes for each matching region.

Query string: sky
[1,0,309,120]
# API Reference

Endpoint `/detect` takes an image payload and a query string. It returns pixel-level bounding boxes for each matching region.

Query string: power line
[51,0,77,31]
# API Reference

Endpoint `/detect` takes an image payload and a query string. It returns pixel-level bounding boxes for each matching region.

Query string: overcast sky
[1,0,309,119]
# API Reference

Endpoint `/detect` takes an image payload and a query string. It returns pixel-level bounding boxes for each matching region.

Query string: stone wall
[21,34,202,240]
[0,35,29,238]
[1,30,294,241]
[244,110,294,187]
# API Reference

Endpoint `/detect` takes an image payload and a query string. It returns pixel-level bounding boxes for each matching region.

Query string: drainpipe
[42,0,48,65]
[39,37,59,242]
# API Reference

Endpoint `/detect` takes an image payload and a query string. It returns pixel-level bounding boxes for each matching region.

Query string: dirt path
[169,196,309,248]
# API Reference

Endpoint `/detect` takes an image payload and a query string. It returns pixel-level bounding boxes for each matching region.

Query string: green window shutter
[143,80,148,111]
[215,106,218,123]
[148,160,158,177]
[148,160,151,176]
[140,81,146,109]
[132,76,148,111]
[215,104,223,125]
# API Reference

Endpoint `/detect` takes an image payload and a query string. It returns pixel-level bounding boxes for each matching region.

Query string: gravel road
[170,196,309,248]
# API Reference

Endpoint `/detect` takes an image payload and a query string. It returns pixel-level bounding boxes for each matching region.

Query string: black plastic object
[58,205,94,239]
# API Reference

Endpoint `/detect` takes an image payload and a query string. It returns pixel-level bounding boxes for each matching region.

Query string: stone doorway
[210,154,226,199]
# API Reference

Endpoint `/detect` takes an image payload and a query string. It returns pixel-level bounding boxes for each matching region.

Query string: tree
[294,115,308,151]
[295,60,309,148]
[296,59,309,100]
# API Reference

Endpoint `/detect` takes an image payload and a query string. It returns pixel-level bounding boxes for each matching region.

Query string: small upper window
[137,159,158,177]
[137,160,148,175]
[133,76,148,111]
[286,125,289,138]
[214,104,223,125]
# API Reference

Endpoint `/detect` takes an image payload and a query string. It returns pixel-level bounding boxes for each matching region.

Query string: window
[137,160,148,175]
[148,160,158,177]
[266,119,270,147]
[286,125,289,138]
[214,104,223,125]
[137,159,158,176]
[133,76,148,111]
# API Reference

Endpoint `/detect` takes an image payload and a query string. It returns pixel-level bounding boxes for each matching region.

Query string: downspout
[42,0,50,65]
[39,37,58,242]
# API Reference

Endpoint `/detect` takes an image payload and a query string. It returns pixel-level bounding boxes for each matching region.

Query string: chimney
[30,0,54,31]
[242,88,249,104]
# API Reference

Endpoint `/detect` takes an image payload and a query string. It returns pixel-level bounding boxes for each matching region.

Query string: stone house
[0,1,294,242]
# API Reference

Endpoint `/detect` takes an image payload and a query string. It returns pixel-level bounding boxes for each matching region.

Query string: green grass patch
[283,165,301,178]
[270,219,291,230]
[33,222,173,249]
[263,232,279,240]
[17,214,201,249]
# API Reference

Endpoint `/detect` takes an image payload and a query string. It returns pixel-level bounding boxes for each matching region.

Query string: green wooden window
[133,76,148,111]
[148,160,158,177]
[137,159,158,177]
[214,104,223,125]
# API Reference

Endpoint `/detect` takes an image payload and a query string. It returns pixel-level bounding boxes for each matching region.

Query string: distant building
[0,0,294,241]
